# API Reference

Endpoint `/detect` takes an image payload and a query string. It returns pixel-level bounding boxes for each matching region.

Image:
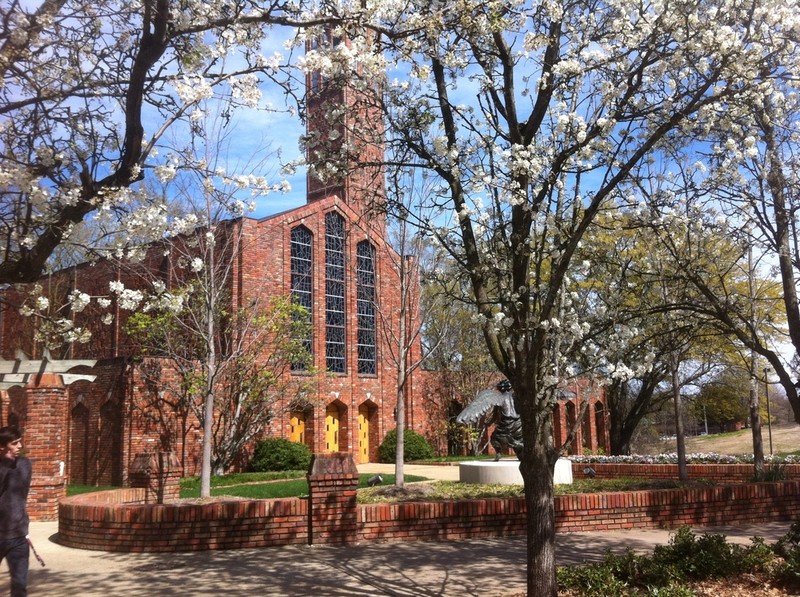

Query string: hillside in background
[655,423,800,457]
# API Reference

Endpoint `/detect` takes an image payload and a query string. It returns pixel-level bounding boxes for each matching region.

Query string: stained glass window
[325,212,346,373]
[290,226,313,371]
[356,241,377,375]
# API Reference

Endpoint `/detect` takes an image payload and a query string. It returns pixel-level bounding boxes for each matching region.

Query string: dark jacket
[0,456,31,540]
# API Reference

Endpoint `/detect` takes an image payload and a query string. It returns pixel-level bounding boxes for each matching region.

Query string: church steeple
[304,27,385,224]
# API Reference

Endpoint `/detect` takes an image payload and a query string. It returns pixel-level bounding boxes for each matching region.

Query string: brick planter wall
[58,463,800,553]
[554,481,800,532]
[358,498,527,543]
[570,462,800,484]
[59,489,307,552]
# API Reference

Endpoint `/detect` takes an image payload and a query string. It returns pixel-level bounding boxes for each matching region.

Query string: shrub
[558,527,779,596]
[378,428,435,463]
[556,556,632,596]
[647,526,774,583]
[773,520,800,591]
[250,438,312,472]
[753,462,787,482]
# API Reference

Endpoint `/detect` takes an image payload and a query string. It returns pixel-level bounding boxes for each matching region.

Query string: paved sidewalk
[13,520,789,597]
[1,464,792,596]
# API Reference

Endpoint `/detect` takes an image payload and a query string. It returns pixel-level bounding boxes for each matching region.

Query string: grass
[179,470,306,493]
[357,476,697,503]
[681,422,800,459]
[177,472,428,499]
[419,455,497,463]
[67,484,120,497]
[67,473,698,502]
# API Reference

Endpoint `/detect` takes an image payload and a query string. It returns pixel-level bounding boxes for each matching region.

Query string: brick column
[307,453,360,545]
[24,373,69,521]
[129,452,183,503]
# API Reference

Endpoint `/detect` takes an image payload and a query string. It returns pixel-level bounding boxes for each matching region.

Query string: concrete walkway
[2,463,792,596]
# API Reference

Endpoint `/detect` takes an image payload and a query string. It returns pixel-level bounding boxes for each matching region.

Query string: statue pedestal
[459,458,573,485]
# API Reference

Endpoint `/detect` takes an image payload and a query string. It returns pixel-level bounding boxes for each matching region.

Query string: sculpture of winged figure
[456,379,523,460]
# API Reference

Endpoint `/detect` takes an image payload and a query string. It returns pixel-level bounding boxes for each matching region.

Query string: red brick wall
[553,378,609,454]
[58,470,800,552]
[554,481,800,532]
[570,462,800,483]
[0,201,432,479]
[59,491,308,552]
[244,202,427,461]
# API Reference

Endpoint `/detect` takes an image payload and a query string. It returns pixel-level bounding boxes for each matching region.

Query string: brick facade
[0,196,433,483]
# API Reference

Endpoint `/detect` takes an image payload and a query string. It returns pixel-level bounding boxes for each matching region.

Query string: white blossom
[190,257,204,272]
[69,291,91,313]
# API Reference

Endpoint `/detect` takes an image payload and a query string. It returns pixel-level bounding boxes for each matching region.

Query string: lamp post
[764,368,773,456]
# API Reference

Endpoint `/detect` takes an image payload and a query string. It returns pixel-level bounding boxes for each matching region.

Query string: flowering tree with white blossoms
[300,0,800,593]
[642,91,800,425]
[0,0,314,286]
[574,213,736,456]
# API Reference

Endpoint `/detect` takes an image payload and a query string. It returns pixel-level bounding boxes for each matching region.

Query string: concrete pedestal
[459,458,573,485]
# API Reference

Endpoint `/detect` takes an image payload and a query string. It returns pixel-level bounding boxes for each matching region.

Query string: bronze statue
[456,379,523,460]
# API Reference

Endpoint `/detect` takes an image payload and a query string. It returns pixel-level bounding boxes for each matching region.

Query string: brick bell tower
[304,26,386,228]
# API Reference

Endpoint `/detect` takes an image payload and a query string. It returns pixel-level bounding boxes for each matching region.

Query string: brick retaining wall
[59,489,308,552]
[570,462,800,483]
[59,478,800,552]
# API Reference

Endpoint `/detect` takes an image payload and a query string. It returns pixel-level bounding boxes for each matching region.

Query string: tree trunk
[750,351,765,478]
[200,382,215,497]
[671,361,688,482]
[609,424,633,457]
[519,442,557,597]
[395,251,410,488]
[395,385,405,488]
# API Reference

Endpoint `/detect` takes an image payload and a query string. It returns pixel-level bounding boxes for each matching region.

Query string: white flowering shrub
[570,453,800,465]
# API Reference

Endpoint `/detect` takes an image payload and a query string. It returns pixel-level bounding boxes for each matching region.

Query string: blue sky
[218,102,309,218]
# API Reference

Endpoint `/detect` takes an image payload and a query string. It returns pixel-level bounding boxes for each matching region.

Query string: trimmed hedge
[378,428,435,463]
[250,438,312,472]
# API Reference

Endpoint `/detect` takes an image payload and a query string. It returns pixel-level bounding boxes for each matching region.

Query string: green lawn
[67,484,120,497]
[68,471,429,500]
[181,474,426,500]
[66,473,698,501]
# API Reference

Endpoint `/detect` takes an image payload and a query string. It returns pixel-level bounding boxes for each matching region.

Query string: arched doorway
[552,402,564,450]
[325,403,340,452]
[357,404,369,463]
[581,404,593,452]
[565,401,578,454]
[357,401,378,463]
[595,401,608,453]
[99,400,122,486]
[290,410,306,444]
[70,402,90,485]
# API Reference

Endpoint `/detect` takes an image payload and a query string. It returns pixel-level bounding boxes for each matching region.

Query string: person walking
[0,427,31,597]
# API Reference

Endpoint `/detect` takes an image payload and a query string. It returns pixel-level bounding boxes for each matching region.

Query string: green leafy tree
[128,283,314,476]
[422,257,498,456]
[691,368,751,433]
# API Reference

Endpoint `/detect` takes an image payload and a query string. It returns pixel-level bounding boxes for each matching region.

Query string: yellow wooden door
[289,411,306,444]
[325,404,339,452]
[358,405,369,463]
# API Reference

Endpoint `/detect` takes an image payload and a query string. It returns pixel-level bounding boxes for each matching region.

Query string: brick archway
[0,350,97,520]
